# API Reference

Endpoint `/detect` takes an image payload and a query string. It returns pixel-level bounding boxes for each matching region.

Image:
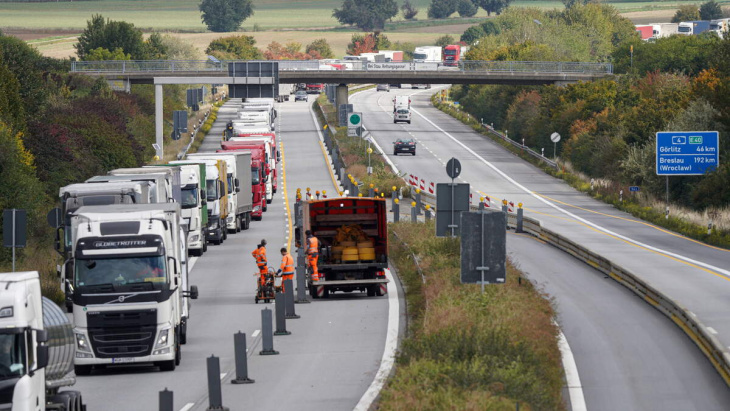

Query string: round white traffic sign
[550,132,561,143]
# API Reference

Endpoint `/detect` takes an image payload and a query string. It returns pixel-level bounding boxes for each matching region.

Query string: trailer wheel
[74,364,92,376]
[50,392,73,411]
[322,287,330,299]
[367,286,376,297]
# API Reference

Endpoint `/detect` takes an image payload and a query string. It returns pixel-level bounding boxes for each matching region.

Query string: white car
[376,84,390,92]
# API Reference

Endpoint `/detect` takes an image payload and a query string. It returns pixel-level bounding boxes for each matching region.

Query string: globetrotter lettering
[93,240,147,248]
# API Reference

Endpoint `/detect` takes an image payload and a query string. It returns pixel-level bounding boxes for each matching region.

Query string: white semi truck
[0,271,86,411]
[86,174,169,204]
[67,203,198,374]
[166,162,209,256]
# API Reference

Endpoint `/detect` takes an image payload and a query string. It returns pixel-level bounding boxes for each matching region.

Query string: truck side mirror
[54,227,65,255]
[234,178,240,188]
[201,199,207,206]
[36,345,49,370]
[36,329,48,344]
[190,285,199,299]
[236,187,241,193]
[168,257,178,275]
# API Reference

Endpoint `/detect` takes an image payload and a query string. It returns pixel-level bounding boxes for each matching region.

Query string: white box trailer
[187,152,253,232]
[86,174,169,204]
[108,166,182,203]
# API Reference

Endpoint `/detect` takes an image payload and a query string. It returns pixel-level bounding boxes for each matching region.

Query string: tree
[458,0,478,17]
[306,39,334,59]
[199,0,254,32]
[333,0,399,31]
[474,0,512,16]
[75,14,146,60]
[562,0,590,7]
[160,34,203,60]
[0,51,25,132]
[700,0,723,20]
[206,35,263,60]
[264,41,320,60]
[144,32,168,60]
[435,35,455,47]
[401,0,420,20]
[461,25,486,43]
[671,4,700,23]
[346,33,377,55]
[85,47,132,61]
[428,0,458,19]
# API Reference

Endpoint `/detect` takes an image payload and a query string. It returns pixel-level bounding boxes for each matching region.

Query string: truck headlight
[254,205,261,212]
[0,306,13,318]
[76,332,91,353]
[209,221,218,230]
[189,234,199,242]
[227,216,234,223]
[155,328,170,349]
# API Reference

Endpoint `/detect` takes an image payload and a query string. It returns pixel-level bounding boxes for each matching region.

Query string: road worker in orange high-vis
[252,239,268,286]
[277,247,295,292]
[305,230,320,281]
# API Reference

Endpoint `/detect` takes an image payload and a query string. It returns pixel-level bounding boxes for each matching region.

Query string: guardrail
[70,60,613,75]
[483,126,558,169]
[497,210,730,387]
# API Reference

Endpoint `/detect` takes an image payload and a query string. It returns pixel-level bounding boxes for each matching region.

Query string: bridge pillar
[336,84,348,119]
[155,84,163,159]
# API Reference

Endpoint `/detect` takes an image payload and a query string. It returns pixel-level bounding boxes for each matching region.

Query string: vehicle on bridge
[306,83,325,94]
[443,44,465,66]
[413,46,442,63]
[69,203,199,375]
[297,197,389,298]
[0,271,87,411]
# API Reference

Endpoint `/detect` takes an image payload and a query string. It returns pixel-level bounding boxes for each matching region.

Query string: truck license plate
[112,357,135,364]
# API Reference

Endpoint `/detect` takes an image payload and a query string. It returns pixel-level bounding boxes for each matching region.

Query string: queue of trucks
[637,19,729,40]
[33,96,284,380]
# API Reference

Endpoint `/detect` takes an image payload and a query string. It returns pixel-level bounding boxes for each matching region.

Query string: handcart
[254,268,276,304]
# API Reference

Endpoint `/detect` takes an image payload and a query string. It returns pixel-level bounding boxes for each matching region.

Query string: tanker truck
[0,271,86,411]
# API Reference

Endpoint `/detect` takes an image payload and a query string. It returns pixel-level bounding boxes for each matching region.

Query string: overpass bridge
[70,59,612,159]
[70,59,613,86]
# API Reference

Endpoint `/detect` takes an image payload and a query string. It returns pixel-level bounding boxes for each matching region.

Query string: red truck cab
[218,145,269,218]
[443,44,461,67]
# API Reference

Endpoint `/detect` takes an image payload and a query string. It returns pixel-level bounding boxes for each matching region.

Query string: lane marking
[189,256,198,272]
[220,373,227,381]
[179,403,194,411]
[279,141,294,252]
[558,326,587,411]
[411,106,730,280]
[252,329,260,338]
[708,327,718,335]
[354,268,400,411]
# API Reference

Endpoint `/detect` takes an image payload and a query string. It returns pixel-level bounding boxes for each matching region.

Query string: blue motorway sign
[629,186,640,192]
[656,131,720,176]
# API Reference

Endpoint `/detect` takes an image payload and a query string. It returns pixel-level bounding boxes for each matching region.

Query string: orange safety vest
[252,246,267,267]
[280,253,295,275]
[307,236,319,255]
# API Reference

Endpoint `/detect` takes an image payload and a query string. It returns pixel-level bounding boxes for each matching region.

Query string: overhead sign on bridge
[366,62,439,71]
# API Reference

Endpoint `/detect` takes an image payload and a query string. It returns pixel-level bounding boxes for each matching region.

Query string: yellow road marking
[279,142,294,252]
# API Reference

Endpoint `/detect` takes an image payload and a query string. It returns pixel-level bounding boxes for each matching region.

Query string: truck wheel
[174,333,181,366]
[190,247,203,257]
[244,213,251,229]
[267,198,273,204]
[367,286,376,297]
[203,241,208,253]
[74,364,93,376]
[222,229,227,241]
[159,359,176,372]
[322,288,330,299]
[50,392,73,411]
[236,216,242,233]
[263,203,268,212]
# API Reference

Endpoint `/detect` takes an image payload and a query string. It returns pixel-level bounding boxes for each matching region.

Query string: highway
[73,96,400,411]
[351,86,730,409]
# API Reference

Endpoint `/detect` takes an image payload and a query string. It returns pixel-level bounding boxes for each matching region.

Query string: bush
[458,0,478,17]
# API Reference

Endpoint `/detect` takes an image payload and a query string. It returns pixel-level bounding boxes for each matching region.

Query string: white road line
[558,327,587,411]
[708,327,718,334]
[220,373,227,381]
[353,268,399,411]
[189,256,199,272]
[179,403,194,411]
[411,106,730,278]
[252,329,260,338]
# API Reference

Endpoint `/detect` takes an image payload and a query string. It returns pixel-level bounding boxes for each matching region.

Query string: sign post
[446,158,461,238]
[3,209,27,272]
[656,131,720,218]
[347,112,362,137]
[550,132,561,159]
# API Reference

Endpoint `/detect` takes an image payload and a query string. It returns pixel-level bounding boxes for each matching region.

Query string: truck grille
[87,309,157,358]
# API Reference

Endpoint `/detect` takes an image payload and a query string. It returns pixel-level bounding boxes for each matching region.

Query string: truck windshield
[205,179,218,201]
[413,53,427,60]
[227,174,234,194]
[75,256,167,289]
[678,26,691,33]
[252,167,260,185]
[0,333,26,380]
[181,186,198,209]
[444,50,457,55]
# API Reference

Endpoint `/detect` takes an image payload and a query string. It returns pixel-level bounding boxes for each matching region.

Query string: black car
[294,91,308,102]
[393,138,416,155]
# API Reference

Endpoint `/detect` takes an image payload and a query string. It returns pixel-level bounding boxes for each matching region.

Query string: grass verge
[383,221,564,410]
[314,93,408,196]
[431,95,730,249]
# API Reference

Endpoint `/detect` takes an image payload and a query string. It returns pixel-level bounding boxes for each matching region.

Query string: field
[3,0,728,58]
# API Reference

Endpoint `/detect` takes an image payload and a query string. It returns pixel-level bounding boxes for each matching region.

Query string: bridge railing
[70,60,613,75]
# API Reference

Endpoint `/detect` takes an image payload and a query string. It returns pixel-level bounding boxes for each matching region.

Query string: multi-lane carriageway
[73,87,730,410]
